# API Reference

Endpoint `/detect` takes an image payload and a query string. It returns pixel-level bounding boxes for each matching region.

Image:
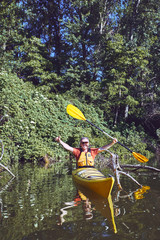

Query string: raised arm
[55,136,74,152]
[98,138,118,153]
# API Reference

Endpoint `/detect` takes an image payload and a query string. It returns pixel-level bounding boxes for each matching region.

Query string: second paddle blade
[132,152,149,163]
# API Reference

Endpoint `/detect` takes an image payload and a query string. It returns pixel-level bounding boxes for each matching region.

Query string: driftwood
[105,150,160,190]
[120,164,160,172]
[0,140,15,178]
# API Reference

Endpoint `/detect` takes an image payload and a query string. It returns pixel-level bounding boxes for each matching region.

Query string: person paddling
[55,136,117,168]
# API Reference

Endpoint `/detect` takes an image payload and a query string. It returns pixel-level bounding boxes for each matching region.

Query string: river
[0,162,160,240]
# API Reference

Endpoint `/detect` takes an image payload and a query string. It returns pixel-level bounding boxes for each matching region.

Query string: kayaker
[55,136,117,168]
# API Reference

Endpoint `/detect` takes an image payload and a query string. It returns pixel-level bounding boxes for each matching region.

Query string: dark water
[0,163,160,240]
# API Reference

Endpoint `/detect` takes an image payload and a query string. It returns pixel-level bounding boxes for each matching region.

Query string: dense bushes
[0,70,152,166]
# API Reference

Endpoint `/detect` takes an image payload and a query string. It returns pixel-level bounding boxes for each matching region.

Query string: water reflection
[0,177,15,221]
[58,184,117,234]
[113,185,150,202]
[58,183,150,234]
[134,186,150,200]
[0,163,159,240]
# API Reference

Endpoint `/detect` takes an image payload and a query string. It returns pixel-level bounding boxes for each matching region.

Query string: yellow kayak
[72,167,114,198]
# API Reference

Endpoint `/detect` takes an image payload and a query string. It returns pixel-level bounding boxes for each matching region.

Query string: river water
[0,162,160,240]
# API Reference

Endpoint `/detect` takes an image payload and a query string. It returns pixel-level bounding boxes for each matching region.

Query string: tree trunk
[125,105,129,119]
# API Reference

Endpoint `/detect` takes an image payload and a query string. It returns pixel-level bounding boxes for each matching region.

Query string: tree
[99,33,149,125]
[0,0,25,72]
[17,36,62,91]
[22,0,70,76]
[116,0,160,133]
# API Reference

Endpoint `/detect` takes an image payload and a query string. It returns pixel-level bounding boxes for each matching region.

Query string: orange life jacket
[77,149,94,167]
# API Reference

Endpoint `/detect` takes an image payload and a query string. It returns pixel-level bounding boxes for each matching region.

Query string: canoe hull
[72,167,114,198]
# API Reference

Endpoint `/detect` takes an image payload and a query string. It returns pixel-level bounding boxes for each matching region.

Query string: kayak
[72,167,114,198]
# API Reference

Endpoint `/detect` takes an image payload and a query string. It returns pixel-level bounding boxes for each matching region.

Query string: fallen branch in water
[120,164,160,172]
[0,140,15,178]
[0,162,15,178]
[105,151,143,189]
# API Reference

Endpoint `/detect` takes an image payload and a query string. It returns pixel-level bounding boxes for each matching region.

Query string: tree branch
[0,140,15,178]
[105,150,151,190]
[120,164,160,172]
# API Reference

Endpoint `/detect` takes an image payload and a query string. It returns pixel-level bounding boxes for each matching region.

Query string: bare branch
[121,164,160,172]
[0,140,15,178]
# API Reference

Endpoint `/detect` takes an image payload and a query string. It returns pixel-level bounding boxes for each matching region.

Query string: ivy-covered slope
[0,71,152,165]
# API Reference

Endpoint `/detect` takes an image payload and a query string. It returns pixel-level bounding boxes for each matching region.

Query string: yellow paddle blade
[132,152,149,163]
[66,104,86,121]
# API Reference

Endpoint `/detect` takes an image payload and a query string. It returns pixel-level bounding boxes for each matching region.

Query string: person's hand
[55,136,61,142]
[112,138,118,144]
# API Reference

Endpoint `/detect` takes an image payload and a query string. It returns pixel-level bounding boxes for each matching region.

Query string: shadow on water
[0,163,160,240]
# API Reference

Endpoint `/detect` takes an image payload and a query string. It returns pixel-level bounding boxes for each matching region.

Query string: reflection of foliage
[0,164,159,240]
[0,164,77,239]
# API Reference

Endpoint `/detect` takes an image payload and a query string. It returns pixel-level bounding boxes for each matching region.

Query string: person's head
[80,137,89,151]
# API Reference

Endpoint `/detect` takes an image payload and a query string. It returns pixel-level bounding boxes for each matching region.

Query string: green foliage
[0,69,152,165]
[0,0,158,167]
[100,33,151,121]
[0,70,68,163]
[17,36,62,90]
[0,0,25,72]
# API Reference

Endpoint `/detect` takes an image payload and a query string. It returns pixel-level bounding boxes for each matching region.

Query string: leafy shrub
[0,70,152,166]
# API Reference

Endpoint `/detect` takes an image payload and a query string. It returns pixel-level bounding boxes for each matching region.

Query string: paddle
[66,104,149,163]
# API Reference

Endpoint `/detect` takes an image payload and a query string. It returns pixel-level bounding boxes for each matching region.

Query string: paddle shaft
[67,104,148,162]
[86,120,132,153]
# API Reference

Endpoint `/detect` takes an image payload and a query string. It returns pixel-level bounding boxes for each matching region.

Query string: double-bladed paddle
[66,104,149,163]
